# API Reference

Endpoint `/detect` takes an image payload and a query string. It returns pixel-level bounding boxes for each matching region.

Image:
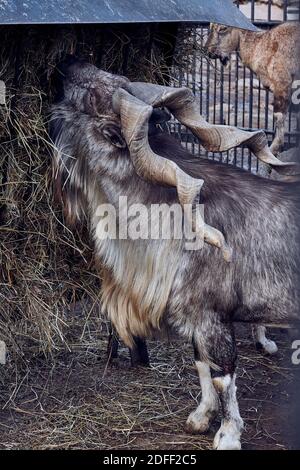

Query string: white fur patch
[212,374,243,450]
[186,362,219,433]
[213,374,231,392]
[213,421,242,450]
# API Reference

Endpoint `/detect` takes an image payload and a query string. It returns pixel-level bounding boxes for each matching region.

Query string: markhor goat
[205,22,300,156]
[51,58,300,450]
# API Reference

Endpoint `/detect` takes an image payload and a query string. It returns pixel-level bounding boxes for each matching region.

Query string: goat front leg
[270,112,286,156]
[107,326,150,367]
[129,336,150,367]
[211,322,243,450]
[186,350,219,433]
[270,91,290,156]
[212,372,243,450]
[189,316,243,449]
[252,325,278,355]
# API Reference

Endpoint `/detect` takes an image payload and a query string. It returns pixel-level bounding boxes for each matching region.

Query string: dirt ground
[0,323,299,450]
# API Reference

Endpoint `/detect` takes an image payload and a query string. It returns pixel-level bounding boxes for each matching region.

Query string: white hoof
[186,409,213,434]
[0,340,6,365]
[214,434,241,451]
[262,339,278,355]
[213,422,242,450]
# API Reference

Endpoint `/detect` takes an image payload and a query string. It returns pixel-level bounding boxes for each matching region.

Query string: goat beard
[99,239,182,348]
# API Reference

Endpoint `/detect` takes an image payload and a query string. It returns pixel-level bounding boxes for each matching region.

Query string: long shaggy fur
[51,100,300,359]
[51,105,183,346]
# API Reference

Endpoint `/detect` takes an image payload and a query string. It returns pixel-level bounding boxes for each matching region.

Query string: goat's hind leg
[252,325,278,355]
[107,324,120,364]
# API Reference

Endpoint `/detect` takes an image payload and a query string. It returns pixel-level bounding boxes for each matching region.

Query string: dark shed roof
[0,0,257,30]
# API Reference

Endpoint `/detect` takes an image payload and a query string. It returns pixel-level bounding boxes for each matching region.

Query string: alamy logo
[0,80,6,105]
[94,196,205,251]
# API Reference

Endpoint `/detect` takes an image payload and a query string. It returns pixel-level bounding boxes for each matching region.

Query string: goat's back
[150,133,300,326]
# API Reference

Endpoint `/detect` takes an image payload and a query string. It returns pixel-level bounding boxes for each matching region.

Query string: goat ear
[102,123,127,149]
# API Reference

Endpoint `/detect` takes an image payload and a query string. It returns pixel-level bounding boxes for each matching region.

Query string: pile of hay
[0,23,189,364]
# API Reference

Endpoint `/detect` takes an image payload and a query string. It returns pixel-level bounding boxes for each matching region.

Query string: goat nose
[52,55,81,102]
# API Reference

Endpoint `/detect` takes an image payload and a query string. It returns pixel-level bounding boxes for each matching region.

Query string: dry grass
[0,322,298,450]
[0,23,193,362]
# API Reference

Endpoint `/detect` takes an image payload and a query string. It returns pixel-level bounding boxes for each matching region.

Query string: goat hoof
[213,434,241,451]
[263,339,278,355]
[186,406,218,434]
[186,412,211,434]
[256,339,278,355]
[213,423,242,450]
